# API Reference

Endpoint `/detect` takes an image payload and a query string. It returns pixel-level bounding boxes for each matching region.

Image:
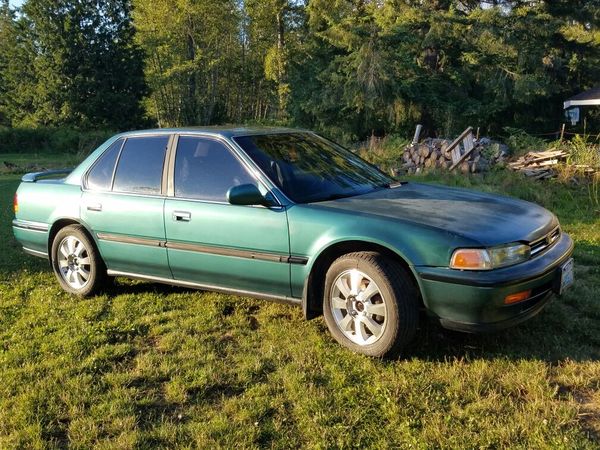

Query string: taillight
[13,192,18,214]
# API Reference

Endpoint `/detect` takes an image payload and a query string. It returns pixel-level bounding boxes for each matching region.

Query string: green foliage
[0,127,113,154]
[0,0,146,129]
[357,134,410,170]
[503,127,549,156]
[131,0,300,127]
[563,135,600,169]
[0,1,599,140]
[290,1,600,140]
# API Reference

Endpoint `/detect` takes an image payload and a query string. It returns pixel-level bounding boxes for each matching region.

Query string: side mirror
[227,184,276,207]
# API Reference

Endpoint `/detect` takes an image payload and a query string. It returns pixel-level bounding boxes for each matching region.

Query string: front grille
[530,227,561,257]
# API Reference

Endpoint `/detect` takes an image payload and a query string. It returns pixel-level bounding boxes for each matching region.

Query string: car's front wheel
[323,252,419,358]
[51,224,107,297]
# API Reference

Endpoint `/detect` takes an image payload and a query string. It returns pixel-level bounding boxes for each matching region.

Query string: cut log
[418,145,430,158]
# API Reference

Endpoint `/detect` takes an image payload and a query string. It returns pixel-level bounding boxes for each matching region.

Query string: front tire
[323,252,418,358]
[51,225,107,297]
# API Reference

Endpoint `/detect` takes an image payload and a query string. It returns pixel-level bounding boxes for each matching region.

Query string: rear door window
[113,136,169,195]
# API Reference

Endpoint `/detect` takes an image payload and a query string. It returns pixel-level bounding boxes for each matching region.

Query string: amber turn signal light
[13,193,18,214]
[449,249,492,270]
[504,290,531,305]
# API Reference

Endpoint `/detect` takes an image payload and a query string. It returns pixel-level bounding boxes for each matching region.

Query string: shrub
[0,127,114,155]
[503,127,548,156]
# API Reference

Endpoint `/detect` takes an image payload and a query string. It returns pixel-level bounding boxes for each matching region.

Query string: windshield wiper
[310,192,357,203]
[380,181,406,188]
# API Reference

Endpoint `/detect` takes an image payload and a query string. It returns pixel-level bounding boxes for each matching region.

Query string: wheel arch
[47,217,98,258]
[302,239,423,320]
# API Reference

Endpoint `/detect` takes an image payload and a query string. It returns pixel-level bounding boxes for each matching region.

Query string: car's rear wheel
[51,224,107,297]
[323,252,418,358]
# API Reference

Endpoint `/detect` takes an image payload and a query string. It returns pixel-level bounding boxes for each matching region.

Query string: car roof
[117,126,310,139]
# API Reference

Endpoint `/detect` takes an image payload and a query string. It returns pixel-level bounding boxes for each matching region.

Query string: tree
[0,0,147,129]
[1,0,598,138]
[290,0,600,139]
[0,0,13,125]
[133,0,248,126]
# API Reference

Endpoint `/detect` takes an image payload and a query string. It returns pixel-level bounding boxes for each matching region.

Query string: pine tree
[2,0,147,129]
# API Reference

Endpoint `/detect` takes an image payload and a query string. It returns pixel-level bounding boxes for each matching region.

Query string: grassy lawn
[0,163,599,448]
[0,153,84,174]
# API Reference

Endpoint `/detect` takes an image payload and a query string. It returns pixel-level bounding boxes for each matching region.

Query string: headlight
[450,243,530,270]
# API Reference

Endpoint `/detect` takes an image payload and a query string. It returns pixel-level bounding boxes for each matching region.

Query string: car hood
[315,182,558,246]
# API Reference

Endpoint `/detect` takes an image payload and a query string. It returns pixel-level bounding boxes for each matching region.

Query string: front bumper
[415,232,574,332]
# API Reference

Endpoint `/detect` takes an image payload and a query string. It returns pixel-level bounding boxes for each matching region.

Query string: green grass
[0,153,85,174]
[1,162,599,448]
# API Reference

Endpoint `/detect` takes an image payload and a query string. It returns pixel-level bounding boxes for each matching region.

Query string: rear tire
[51,225,107,297]
[323,252,418,358]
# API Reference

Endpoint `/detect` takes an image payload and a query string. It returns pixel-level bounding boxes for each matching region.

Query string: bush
[503,127,548,156]
[0,127,114,155]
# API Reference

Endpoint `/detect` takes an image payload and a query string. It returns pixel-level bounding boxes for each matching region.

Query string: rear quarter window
[86,139,123,191]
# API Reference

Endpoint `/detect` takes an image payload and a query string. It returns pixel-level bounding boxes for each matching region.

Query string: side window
[174,137,254,201]
[113,136,169,195]
[86,139,123,191]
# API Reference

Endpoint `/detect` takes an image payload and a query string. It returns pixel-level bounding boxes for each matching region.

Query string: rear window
[112,136,169,195]
[86,139,123,191]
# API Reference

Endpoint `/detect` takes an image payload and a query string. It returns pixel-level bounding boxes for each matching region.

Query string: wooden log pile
[401,138,501,174]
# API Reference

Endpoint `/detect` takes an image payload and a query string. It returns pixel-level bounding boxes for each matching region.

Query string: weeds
[356,133,410,171]
[564,134,600,168]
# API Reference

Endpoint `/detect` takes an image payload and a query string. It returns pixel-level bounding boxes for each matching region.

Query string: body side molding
[97,232,308,265]
[12,219,50,232]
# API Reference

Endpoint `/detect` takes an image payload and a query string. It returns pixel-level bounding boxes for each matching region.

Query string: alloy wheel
[329,269,388,346]
[57,235,91,289]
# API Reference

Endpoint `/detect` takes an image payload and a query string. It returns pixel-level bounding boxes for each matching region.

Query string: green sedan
[12,128,574,357]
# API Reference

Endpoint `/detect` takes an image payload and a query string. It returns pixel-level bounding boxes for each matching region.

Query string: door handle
[87,203,102,212]
[173,211,191,222]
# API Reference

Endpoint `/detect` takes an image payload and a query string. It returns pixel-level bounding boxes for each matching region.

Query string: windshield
[233,133,393,203]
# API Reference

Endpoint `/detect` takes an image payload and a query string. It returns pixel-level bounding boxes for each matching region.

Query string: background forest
[0,0,599,143]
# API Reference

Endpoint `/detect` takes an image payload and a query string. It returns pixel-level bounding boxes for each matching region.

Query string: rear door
[164,135,291,296]
[81,135,171,278]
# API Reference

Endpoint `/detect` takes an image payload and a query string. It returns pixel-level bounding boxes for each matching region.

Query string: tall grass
[355,134,410,171]
[564,134,600,168]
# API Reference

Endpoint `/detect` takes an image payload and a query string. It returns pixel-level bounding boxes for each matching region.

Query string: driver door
[164,135,291,297]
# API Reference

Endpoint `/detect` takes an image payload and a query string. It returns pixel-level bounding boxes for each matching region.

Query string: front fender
[287,203,478,300]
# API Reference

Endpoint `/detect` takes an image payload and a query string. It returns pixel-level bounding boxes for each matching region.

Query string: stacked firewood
[401,138,503,174]
[507,150,567,179]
